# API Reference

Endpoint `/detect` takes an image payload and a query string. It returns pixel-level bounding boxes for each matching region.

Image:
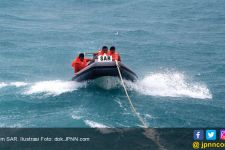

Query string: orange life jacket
[72,57,90,73]
[109,51,121,61]
[95,50,121,61]
[97,50,110,56]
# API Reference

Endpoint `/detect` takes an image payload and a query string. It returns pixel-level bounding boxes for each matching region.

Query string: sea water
[0,0,224,128]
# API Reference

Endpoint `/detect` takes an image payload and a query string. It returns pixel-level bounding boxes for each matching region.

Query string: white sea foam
[115,99,123,108]
[24,80,84,96]
[0,82,7,89]
[71,110,84,120]
[0,82,28,89]
[84,120,109,128]
[127,71,212,99]
[71,115,83,120]
[9,82,29,87]
[0,80,84,96]
[84,120,114,134]
[145,114,154,119]
[1,70,212,100]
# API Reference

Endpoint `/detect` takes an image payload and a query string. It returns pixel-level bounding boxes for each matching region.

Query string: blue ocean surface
[0,0,225,128]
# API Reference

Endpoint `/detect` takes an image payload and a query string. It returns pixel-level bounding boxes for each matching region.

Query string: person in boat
[72,53,92,73]
[93,46,109,61]
[96,46,108,55]
[109,46,121,61]
[94,46,121,62]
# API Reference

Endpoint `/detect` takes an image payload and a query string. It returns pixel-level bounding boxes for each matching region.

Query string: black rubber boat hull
[72,62,138,82]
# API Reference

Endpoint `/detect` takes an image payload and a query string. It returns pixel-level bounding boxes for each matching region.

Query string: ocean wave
[0,82,7,89]
[84,120,115,134]
[0,80,84,96]
[71,115,83,120]
[0,82,28,89]
[9,82,29,87]
[84,120,109,128]
[127,71,212,99]
[0,71,212,99]
[23,80,85,96]
[71,109,85,120]
[114,98,128,112]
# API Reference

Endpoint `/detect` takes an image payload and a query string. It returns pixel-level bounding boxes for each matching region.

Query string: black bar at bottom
[0,128,222,150]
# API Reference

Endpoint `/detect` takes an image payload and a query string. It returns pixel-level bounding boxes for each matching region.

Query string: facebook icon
[194,130,204,140]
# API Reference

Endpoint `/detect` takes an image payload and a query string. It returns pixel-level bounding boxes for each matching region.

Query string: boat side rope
[115,60,148,128]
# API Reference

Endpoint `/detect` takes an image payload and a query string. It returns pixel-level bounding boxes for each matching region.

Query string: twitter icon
[206,130,216,140]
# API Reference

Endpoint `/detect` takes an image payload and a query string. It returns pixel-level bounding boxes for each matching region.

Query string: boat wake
[0,70,212,99]
[0,82,7,89]
[24,80,83,96]
[126,71,212,99]
[0,80,85,96]
[0,82,28,88]
[23,80,85,96]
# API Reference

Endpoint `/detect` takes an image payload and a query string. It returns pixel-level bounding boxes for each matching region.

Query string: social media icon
[194,130,204,140]
[220,129,225,140]
[206,130,216,140]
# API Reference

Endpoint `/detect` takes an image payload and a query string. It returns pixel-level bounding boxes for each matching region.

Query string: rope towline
[115,60,148,128]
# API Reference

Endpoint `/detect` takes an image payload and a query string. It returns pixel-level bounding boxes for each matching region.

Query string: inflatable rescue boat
[72,61,138,82]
